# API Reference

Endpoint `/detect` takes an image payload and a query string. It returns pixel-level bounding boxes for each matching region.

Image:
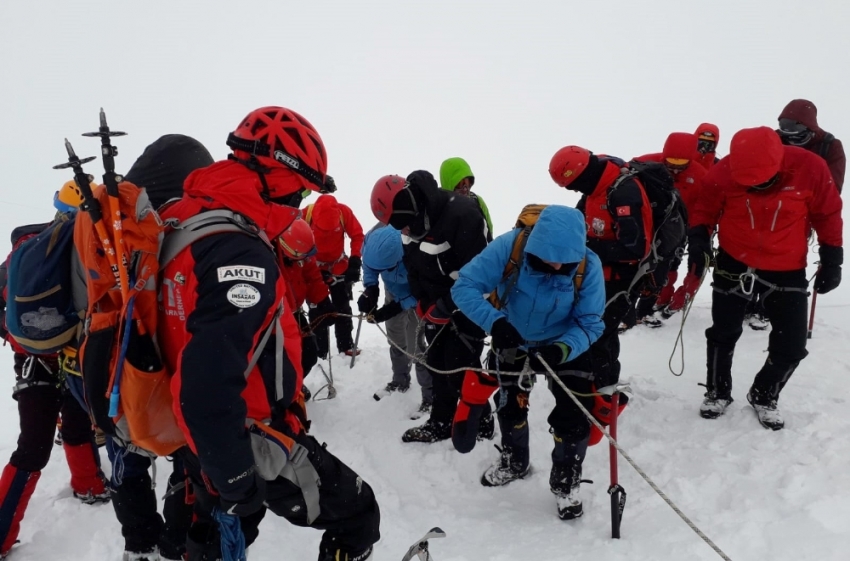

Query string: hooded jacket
[778,99,845,192]
[637,132,707,214]
[279,255,329,311]
[693,127,843,271]
[158,159,303,502]
[694,123,720,171]
[402,170,489,309]
[361,226,416,309]
[452,206,605,357]
[124,134,214,209]
[304,195,364,276]
[439,157,494,237]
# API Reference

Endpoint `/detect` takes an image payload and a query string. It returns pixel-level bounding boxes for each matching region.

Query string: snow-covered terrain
[2,248,849,560]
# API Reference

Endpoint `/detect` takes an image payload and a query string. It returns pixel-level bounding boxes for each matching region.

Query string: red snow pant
[0,354,105,555]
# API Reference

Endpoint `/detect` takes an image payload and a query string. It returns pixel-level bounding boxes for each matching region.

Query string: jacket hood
[695,123,720,145]
[663,132,700,161]
[525,206,587,264]
[729,127,784,186]
[779,99,821,132]
[182,159,299,239]
[311,194,341,232]
[362,226,404,270]
[439,157,474,191]
[124,134,214,210]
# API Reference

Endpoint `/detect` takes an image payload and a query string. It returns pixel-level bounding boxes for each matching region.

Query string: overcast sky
[1,0,847,252]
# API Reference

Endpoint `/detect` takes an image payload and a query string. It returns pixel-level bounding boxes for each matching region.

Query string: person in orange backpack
[0,182,110,560]
[695,123,721,171]
[303,194,365,357]
[276,217,336,400]
[157,107,380,561]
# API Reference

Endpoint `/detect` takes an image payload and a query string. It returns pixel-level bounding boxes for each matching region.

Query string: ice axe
[808,269,820,339]
[401,527,446,561]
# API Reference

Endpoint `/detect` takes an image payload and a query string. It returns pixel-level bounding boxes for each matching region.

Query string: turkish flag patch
[616,206,631,216]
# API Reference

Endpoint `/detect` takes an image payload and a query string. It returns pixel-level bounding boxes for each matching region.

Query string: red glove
[452,370,499,454]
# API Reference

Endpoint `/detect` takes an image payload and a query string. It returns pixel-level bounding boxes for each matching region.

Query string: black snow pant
[486,351,594,471]
[106,439,192,557]
[588,277,636,388]
[424,314,485,426]
[704,250,809,401]
[181,432,380,560]
[316,279,354,355]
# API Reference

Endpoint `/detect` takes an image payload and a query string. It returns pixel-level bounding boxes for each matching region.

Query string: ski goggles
[697,139,716,154]
[777,119,813,145]
[664,158,690,172]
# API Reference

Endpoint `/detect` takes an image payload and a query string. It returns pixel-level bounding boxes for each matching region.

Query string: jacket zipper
[770,200,782,232]
[745,199,755,229]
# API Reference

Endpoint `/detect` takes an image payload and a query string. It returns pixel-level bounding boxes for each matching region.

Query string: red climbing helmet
[548,146,591,188]
[278,218,317,260]
[226,106,328,193]
[370,174,408,224]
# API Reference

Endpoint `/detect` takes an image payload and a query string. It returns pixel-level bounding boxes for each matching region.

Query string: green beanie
[439,157,474,191]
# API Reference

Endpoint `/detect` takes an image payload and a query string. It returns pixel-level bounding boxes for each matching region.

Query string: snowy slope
[2,251,849,561]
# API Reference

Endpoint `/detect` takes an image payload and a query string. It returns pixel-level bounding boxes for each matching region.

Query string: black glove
[358,284,380,313]
[490,318,524,351]
[320,270,334,285]
[528,343,571,372]
[687,225,712,278]
[815,245,843,294]
[219,470,266,517]
[369,301,403,323]
[309,296,336,329]
[345,256,362,284]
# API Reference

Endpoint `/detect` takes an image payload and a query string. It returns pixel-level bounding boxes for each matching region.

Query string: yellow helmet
[53,179,93,212]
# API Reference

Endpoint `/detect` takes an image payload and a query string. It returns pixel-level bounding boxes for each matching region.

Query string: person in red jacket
[276,218,335,399]
[687,126,843,430]
[157,106,380,561]
[630,132,707,325]
[304,194,365,357]
[695,123,720,171]
[777,99,845,192]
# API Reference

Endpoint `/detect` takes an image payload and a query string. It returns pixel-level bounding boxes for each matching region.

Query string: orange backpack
[75,182,186,457]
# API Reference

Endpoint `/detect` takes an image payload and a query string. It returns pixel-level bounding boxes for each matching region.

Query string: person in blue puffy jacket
[358,225,433,417]
[451,205,605,521]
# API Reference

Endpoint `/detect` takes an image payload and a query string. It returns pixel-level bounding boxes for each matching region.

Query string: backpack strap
[489,227,532,310]
[573,257,587,291]
[820,133,835,160]
[160,210,266,267]
[303,204,314,225]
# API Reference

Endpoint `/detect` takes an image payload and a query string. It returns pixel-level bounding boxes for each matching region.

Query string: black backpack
[610,160,688,269]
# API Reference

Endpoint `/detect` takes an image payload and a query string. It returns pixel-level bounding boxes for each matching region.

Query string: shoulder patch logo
[616,206,631,216]
[227,284,261,308]
[217,266,265,284]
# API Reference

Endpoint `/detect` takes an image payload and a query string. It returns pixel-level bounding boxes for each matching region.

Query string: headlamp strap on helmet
[226,133,326,191]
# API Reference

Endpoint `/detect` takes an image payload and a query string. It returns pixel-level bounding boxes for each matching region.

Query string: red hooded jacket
[304,195,364,276]
[692,127,843,271]
[778,99,845,192]
[694,123,720,171]
[636,132,707,215]
[157,159,304,501]
[279,255,329,311]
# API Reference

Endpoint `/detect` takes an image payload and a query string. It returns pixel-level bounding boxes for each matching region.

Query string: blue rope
[213,508,247,561]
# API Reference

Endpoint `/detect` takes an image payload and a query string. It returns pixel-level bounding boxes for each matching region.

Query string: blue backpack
[5,214,80,354]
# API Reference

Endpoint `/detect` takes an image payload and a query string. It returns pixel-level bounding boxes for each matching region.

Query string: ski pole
[807,279,819,340]
[53,139,121,285]
[83,108,130,299]
[350,314,363,368]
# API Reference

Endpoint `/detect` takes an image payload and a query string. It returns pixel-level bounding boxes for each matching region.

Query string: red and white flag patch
[616,206,631,216]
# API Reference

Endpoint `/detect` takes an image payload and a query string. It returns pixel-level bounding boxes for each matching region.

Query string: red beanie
[729,127,784,186]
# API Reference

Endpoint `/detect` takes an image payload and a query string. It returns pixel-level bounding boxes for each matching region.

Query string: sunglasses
[777,118,808,135]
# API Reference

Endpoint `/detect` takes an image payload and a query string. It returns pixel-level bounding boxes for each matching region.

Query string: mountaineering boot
[122,549,160,561]
[409,400,432,421]
[746,313,769,331]
[402,419,451,443]
[343,348,362,357]
[301,385,312,402]
[699,391,734,419]
[550,432,589,520]
[638,312,663,328]
[63,441,111,505]
[373,380,409,401]
[481,445,531,487]
[476,412,495,441]
[747,389,784,430]
[319,545,373,561]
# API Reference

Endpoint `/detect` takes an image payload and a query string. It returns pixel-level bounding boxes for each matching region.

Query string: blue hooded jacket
[362,226,417,310]
[451,205,605,358]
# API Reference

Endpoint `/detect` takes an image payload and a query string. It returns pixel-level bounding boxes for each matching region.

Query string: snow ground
[1,255,849,561]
